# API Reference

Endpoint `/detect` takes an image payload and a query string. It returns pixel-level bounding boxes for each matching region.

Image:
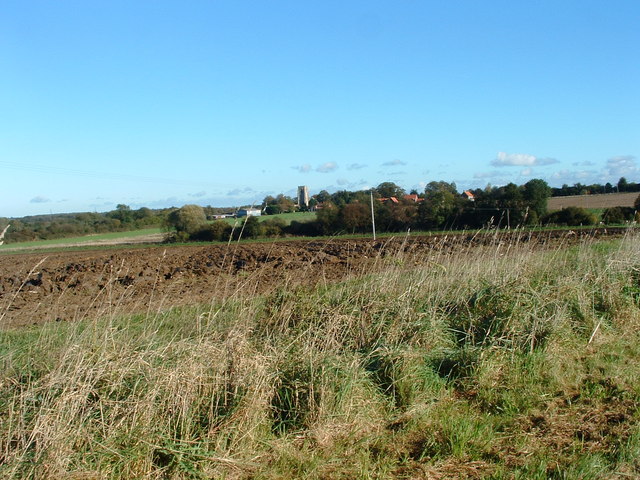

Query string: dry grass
[1,230,639,478]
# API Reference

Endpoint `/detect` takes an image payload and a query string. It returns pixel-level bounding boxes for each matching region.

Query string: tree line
[165,180,640,243]
[3,177,639,244]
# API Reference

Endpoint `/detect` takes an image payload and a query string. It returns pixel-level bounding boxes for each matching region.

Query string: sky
[1,0,639,217]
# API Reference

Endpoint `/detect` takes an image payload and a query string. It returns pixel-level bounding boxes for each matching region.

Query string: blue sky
[1,1,638,217]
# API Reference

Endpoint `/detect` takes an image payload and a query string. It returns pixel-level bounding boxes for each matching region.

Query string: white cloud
[189,191,206,197]
[316,162,338,173]
[473,171,502,179]
[336,178,349,185]
[347,163,367,170]
[520,168,533,176]
[30,195,50,203]
[606,155,638,177]
[382,159,407,167]
[549,169,598,183]
[492,152,558,167]
[227,187,256,196]
[292,164,312,173]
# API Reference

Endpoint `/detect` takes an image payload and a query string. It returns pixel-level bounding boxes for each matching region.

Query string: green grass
[1,232,639,478]
[0,227,163,251]
[220,211,317,226]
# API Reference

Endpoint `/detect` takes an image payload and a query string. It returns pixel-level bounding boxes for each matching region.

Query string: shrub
[602,206,635,225]
[166,205,207,234]
[189,221,232,242]
[542,206,597,226]
[261,217,286,237]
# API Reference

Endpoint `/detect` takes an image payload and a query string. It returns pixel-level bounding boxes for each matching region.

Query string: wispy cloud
[473,171,502,179]
[606,155,637,177]
[550,169,598,183]
[30,195,50,203]
[189,191,206,197]
[227,187,256,196]
[382,159,407,167]
[292,164,312,173]
[347,163,367,170]
[316,162,338,173]
[492,152,559,167]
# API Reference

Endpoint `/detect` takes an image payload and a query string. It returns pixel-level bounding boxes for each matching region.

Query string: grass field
[0,213,317,251]
[0,227,164,251]
[221,211,316,226]
[547,192,638,211]
[1,232,639,478]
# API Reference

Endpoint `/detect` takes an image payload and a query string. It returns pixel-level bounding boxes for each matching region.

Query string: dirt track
[0,229,629,328]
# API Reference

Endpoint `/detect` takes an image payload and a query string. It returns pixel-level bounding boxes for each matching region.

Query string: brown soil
[0,228,629,328]
[547,192,638,211]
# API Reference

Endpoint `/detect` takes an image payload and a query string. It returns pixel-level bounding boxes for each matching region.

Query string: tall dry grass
[1,230,639,478]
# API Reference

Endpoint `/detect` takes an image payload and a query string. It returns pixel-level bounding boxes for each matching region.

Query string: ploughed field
[547,192,638,211]
[0,228,628,328]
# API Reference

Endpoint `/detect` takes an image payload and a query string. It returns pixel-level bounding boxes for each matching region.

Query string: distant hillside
[547,192,638,211]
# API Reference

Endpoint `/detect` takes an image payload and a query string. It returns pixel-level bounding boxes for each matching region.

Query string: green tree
[418,187,459,229]
[618,177,628,192]
[239,216,262,239]
[543,207,597,226]
[107,204,133,224]
[339,202,370,233]
[375,182,405,198]
[314,190,331,204]
[523,178,551,219]
[166,205,207,235]
[425,181,458,196]
[634,193,640,211]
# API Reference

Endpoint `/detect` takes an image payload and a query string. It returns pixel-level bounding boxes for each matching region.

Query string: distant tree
[261,217,286,237]
[417,187,460,229]
[523,178,551,218]
[239,216,262,239]
[316,202,340,234]
[166,205,207,235]
[275,194,296,213]
[264,204,282,215]
[107,204,133,224]
[375,182,405,198]
[618,177,628,192]
[634,193,640,211]
[262,195,276,208]
[425,181,458,196]
[133,207,152,220]
[340,202,370,233]
[315,190,331,204]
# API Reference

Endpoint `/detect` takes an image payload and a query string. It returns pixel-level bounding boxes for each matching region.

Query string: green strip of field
[220,211,316,226]
[0,227,163,250]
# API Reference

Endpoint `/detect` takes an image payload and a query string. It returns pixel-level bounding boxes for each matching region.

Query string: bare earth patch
[0,228,629,328]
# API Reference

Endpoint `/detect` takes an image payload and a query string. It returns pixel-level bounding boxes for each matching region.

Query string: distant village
[210,185,477,220]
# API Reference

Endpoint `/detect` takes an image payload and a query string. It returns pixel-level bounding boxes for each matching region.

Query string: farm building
[237,208,262,217]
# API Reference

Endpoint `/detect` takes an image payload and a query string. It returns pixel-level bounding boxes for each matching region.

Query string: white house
[237,208,262,217]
